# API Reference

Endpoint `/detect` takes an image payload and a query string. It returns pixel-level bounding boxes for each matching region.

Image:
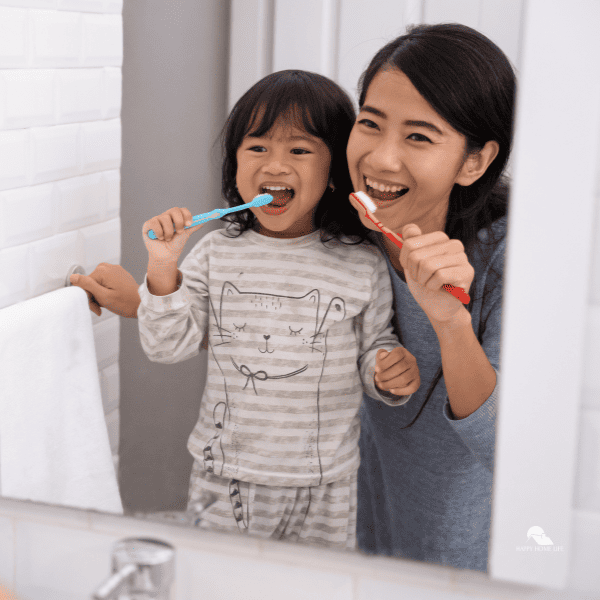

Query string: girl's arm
[138,207,208,363]
[357,253,419,405]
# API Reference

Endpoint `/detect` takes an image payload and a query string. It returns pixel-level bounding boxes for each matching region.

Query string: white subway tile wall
[0,1,122,479]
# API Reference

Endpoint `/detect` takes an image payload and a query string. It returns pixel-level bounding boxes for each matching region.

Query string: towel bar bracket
[65,265,86,288]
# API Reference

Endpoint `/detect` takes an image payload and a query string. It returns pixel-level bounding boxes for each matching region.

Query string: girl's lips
[260,200,291,216]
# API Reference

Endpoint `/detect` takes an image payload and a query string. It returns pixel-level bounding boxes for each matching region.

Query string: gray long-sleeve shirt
[357,216,506,572]
[138,228,409,488]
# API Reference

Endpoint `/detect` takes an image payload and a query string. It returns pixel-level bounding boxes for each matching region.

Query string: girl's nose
[264,160,291,174]
[263,151,291,174]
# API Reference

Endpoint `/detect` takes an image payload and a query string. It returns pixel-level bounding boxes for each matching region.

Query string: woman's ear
[455,140,500,186]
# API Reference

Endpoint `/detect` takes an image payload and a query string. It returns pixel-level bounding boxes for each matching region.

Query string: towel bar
[65,265,86,288]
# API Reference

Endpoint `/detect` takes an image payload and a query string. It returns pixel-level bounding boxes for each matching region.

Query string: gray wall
[120,1,230,512]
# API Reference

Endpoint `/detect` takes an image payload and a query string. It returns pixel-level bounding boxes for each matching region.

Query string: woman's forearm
[432,308,496,420]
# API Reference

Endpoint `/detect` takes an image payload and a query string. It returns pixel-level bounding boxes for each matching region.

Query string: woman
[72,23,514,572]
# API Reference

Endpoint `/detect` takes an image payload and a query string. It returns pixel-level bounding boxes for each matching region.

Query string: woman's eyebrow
[360,105,443,135]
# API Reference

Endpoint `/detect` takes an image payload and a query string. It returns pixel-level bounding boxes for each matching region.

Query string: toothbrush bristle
[353,191,377,213]
[254,193,274,206]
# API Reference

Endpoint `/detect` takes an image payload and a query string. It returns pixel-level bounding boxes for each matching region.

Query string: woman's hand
[399,224,475,323]
[143,207,203,263]
[70,263,140,318]
[374,347,420,396]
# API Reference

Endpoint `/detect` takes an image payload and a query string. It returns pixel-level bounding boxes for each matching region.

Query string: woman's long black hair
[356,23,516,427]
[219,69,368,245]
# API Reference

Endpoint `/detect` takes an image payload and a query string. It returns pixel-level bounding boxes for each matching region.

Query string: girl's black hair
[356,23,516,428]
[219,69,368,245]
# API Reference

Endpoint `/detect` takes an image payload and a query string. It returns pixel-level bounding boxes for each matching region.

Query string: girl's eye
[291,148,311,155]
[407,133,432,143]
[357,118,379,129]
[248,146,266,152]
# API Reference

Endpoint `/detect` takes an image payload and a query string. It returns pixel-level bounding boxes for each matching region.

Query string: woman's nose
[367,136,403,173]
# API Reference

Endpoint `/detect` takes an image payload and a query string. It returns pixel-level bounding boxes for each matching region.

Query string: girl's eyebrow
[360,105,444,135]
[246,132,317,143]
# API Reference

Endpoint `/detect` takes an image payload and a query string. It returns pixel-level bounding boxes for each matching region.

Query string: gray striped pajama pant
[188,460,357,550]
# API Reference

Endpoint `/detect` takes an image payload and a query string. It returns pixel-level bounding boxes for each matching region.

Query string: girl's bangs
[244,91,323,141]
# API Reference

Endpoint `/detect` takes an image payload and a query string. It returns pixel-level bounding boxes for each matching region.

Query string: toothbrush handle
[147,209,223,239]
[379,226,471,305]
[148,201,263,240]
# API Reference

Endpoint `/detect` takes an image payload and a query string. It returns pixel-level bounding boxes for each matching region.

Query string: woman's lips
[364,178,409,208]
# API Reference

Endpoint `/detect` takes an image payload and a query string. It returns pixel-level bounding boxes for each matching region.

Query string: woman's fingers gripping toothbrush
[350,191,470,305]
[374,348,420,396]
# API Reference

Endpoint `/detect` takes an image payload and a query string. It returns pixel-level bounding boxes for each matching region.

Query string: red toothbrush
[350,191,470,304]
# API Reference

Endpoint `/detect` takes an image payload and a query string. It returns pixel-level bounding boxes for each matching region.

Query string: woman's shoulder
[470,216,507,296]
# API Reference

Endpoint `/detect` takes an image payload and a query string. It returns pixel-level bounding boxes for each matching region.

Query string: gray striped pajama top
[138,227,410,488]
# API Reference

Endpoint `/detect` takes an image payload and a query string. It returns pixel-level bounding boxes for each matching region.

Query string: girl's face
[236,118,332,239]
[346,68,470,235]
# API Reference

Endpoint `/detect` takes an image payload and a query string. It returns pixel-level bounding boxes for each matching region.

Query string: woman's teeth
[364,176,408,201]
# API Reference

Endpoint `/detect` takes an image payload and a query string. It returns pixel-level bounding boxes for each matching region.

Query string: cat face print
[210,282,346,392]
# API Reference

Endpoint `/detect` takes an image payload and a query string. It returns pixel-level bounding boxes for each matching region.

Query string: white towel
[0,286,123,514]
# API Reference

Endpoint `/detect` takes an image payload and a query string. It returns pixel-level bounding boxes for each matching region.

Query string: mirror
[0,0,525,576]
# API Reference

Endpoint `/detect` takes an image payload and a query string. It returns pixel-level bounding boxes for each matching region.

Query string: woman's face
[346,68,469,234]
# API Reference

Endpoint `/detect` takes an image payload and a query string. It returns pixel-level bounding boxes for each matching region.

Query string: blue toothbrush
[147,193,274,240]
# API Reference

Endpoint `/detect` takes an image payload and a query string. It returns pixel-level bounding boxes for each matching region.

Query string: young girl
[137,70,420,549]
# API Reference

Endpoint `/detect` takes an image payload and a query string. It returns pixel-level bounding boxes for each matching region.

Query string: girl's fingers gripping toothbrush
[147,193,274,240]
[350,191,470,304]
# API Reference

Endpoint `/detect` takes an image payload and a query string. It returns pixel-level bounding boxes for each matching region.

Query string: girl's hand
[400,224,475,323]
[374,347,420,396]
[142,207,203,263]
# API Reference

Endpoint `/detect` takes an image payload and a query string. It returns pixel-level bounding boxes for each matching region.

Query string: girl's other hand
[400,224,475,323]
[374,347,420,396]
[142,207,203,263]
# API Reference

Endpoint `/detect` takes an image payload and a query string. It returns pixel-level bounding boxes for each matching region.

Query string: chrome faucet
[91,492,217,599]
[92,538,175,600]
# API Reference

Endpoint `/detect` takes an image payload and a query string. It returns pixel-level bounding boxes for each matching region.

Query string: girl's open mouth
[260,186,294,215]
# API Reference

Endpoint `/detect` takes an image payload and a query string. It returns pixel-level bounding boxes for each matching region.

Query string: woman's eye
[291,148,311,155]
[407,133,432,143]
[357,118,378,129]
